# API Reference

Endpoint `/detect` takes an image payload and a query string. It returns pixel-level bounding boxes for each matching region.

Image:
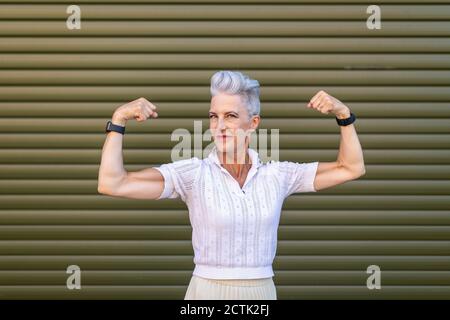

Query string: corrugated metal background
[0,0,449,299]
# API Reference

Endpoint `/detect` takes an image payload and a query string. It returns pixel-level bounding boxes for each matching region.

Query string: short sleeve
[154,157,202,202]
[275,160,319,198]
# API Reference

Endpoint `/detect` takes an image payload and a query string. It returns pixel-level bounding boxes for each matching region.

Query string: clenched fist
[112,97,158,126]
[307,90,351,119]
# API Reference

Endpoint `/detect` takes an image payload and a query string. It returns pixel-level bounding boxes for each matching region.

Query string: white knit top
[155,146,319,279]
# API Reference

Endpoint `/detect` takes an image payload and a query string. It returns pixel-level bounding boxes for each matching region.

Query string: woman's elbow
[356,165,366,178]
[97,183,111,195]
[97,179,119,196]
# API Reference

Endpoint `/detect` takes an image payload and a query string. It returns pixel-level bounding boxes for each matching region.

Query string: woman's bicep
[314,161,359,191]
[112,167,166,200]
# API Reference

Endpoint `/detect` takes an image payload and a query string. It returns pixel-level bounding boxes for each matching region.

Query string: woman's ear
[251,115,261,131]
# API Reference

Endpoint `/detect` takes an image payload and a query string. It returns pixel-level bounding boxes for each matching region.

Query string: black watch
[335,112,356,126]
[105,120,126,134]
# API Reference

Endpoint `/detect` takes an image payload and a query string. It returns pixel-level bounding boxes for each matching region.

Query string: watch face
[106,121,111,131]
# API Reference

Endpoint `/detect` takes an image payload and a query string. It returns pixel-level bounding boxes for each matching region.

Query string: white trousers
[184,275,277,300]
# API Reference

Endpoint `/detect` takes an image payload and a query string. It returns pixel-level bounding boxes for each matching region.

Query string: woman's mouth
[216,135,232,139]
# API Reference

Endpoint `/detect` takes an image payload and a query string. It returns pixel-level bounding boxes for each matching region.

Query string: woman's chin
[214,140,247,154]
[214,140,233,153]
[214,141,227,153]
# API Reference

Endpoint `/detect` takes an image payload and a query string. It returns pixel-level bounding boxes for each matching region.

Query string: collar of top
[207,145,263,170]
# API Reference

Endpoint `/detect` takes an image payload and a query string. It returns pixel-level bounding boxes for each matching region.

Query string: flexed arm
[97,97,164,200]
[306,90,366,191]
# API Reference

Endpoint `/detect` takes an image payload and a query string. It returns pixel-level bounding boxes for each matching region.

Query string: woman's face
[209,93,260,155]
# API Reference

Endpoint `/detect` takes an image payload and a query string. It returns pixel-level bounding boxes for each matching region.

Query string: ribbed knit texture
[184,275,277,300]
[155,146,319,279]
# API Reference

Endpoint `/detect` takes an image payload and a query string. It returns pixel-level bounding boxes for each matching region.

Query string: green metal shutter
[0,0,449,299]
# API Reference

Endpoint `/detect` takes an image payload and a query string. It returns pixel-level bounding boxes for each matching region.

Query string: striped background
[0,0,449,299]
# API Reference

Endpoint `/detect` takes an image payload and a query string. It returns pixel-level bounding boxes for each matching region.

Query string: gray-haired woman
[98,70,366,300]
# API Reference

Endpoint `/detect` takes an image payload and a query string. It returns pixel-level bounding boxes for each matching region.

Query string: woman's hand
[307,90,351,119]
[112,97,159,126]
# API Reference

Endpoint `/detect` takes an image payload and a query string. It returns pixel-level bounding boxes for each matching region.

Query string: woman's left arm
[307,90,366,191]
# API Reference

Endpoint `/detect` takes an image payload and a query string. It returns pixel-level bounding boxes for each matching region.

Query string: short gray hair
[210,70,260,117]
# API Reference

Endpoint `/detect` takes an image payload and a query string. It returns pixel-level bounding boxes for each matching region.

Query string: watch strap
[106,120,126,134]
[335,112,356,126]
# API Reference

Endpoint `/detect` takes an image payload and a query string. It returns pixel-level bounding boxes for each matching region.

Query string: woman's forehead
[210,94,245,112]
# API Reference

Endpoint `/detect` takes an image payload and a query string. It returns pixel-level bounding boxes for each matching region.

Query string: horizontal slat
[1,240,450,255]
[1,5,449,20]
[0,86,449,101]
[1,149,449,164]
[1,54,449,70]
[0,285,184,300]
[1,270,449,286]
[1,165,450,180]
[1,0,448,4]
[0,195,448,210]
[0,285,449,300]
[1,21,449,36]
[1,38,449,53]
[1,134,449,149]
[277,286,450,300]
[2,70,450,85]
[1,102,449,118]
[0,209,190,225]
[0,255,449,270]
[2,180,450,195]
[1,119,450,134]
[0,226,449,240]
[0,270,192,286]
[1,210,450,226]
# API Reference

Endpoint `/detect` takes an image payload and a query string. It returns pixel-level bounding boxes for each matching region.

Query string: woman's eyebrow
[208,110,239,115]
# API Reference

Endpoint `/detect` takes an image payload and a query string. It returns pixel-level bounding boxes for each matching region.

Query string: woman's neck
[217,147,252,179]
[218,149,249,165]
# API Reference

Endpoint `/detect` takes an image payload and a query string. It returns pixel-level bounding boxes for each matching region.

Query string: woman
[98,70,366,300]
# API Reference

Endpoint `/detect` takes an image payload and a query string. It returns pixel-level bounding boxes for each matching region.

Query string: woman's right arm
[97,97,164,200]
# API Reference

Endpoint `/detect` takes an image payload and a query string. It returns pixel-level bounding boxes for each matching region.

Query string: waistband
[193,264,274,280]
[192,275,273,287]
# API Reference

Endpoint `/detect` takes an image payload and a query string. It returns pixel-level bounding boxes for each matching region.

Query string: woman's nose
[217,117,226,130]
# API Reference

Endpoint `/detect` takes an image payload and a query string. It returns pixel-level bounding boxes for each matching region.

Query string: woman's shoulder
[164,156,203,167]
[261,159,313,178]
[157,156,204,180]
[261,159,293,170]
